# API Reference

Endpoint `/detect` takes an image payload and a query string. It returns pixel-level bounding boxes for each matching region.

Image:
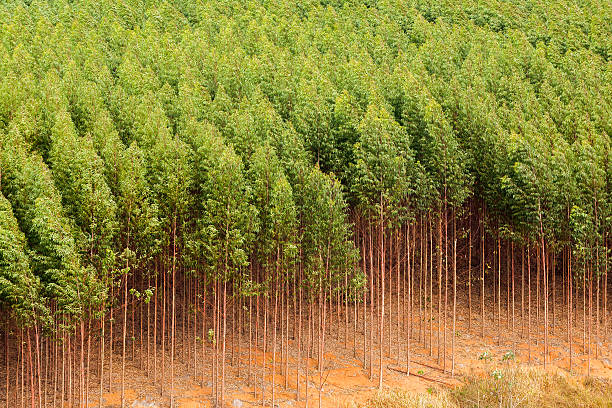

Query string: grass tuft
[364,367,612,407]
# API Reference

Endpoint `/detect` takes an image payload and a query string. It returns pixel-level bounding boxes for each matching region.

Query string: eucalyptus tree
[247,142,297,406]
[0,127,100,408]
[85,104,161,400]
[47,108,120,407]
[570,132,608,374]
[0,190,49,408]
[300,165,355,408]
[196,131,255,407]
[268,173,297,406]
[409,72,470,369]
[47,110,118,265]
[115,140,160,403]
[351,100,413,385]
[501,122,564,368]
[0,129,90,319]
[148,133,192,407]
[224,89,285,162]
[0,192,44,327]
[291,75,337,171]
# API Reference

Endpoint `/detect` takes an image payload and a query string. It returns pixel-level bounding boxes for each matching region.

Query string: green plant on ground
[365,368,612,408]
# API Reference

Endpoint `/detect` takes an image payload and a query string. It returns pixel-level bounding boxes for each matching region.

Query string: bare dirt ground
[90,287,612,408]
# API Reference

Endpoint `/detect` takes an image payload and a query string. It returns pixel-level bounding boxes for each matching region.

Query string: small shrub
[478,351,492,361]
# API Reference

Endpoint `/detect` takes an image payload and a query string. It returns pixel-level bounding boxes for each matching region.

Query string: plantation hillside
[0,0,611,407]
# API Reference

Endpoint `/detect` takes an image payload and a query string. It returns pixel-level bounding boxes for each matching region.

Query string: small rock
[232,399,243,408]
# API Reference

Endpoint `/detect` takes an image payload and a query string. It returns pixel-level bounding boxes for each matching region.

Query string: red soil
[87,288,612,408]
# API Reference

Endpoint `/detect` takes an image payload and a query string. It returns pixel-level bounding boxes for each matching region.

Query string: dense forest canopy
[0,0,610,406]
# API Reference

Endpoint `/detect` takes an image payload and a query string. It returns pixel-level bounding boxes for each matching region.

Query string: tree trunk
[369,221,374,379]
[528,246,532,363]
[568,247,573,372]
[171,217,177,408]
[468,214,472,332]
[378,198,385,389]
[451,214,457,376]
[481,216,485,339]
[437,209,442,364]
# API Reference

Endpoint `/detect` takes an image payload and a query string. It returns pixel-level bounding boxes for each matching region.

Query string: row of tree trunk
[1,207,610,407]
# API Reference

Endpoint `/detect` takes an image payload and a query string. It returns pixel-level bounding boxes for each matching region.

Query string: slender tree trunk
[429,215,433,356]
[528,246,532,363]
[378,198,385,389]
[121,261,128,408]
[537,244,541,342]
[539,206,547,369]
[451,214,457,376]
[147,273,151,377]
[369,221,374,379]
[202,275,207,388]
[305,300,311,408]
[44,328,49,408]
[68,329,72,408]
[510,241,515,332]
[161,256,166,396]
[53,321,57,408]
[604,235,608,339]
[406,223,411,375]
[497,236,501,346]
[286,266,290,390]
[171,217,177,408]
[154,265,158,388]
[468,214,472,332]
[221,276,227,406]
[419,217,424,343]
[553,251,556,337]
[297,255,302,401]
[6,328,9,408]
[589,262,593,375]
[27,329,34,408]
[397,229,401,365]
[568,247,573,373]
[362,229,367,369]
[262,275,267,408]
[507,241,510,330]
[19,328,23,408]
[109,287,113,395]
[481,211,485,339]
[443,198,448,373]
[583,265,587,356]
[34,323,41,408]
[272,260,278,408]
[521,247,525,338]
[80,319,85,407]
[596,255,600,359]
[437,209,442,365]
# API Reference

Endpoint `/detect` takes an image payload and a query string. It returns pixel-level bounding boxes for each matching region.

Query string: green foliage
[0,130,98,318]
[351,101,413,216]
[0,0,610,329]
[478,351,492,361]
[195,132,256,282]
[47,109,118,262]
[300,166,356,293]
[0,192,46,326]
